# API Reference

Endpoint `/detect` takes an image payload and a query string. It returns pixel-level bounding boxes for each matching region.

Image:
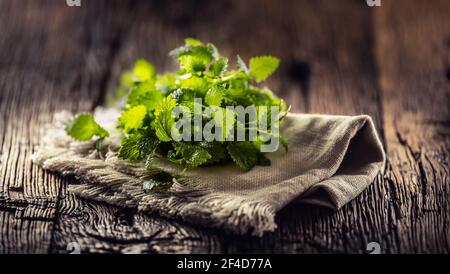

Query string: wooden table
[0,0,448,254]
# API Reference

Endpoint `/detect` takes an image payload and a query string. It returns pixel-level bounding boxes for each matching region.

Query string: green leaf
[280,134,288,152]
[179,76,209,96]
[155,73,177,94]
[119,105,147,133]
[199,142,228,164]
[207,43,220,60]
[256,154,271,166]
[65,114,109,141]
[227,142,259,171]
[169,41,214,73]
[184,37,203,46]
[127,82,164,111]
[107,71,134,107]
[119,71,134,88]
[249,56,280,82]
[175,143,212,168]
[205,87,224,106]
[133,59,156,81]
[210,56,228,76]
[142,172,174,193]
[118,132,159,161]
[153,96,177,142]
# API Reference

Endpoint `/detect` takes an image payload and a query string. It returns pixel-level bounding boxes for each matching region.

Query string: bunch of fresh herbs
[66,38,288,180]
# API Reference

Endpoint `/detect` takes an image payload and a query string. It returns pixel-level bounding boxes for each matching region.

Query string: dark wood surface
[0,0,449,254]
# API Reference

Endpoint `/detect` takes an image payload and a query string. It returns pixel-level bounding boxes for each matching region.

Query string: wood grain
[0,0,448,254]
[374,0,450,253]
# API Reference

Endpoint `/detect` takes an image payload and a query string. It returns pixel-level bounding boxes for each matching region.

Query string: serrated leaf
[199,142,228,164]
[118,132,159,161]
[169,43,213,73]
[153,96,177,142]
[210,56,228,76]
[178,55,209,72]
[175,143,212,168]
[249,56,280,82]
[119,105,147,133]
[155,73,177,94]
[65,114,109,141]
[179,76,209,97]
[127,82,164,111]
[207,43,220,60]
[205,87,224,106]
[227,142,259,171]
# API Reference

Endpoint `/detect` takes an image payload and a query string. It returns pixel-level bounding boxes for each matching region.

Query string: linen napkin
[31,108,385,236]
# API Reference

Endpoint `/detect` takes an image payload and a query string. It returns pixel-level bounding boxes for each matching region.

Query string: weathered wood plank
[252,0,395,254]
[374,0,450,253]
[0,0,127,253]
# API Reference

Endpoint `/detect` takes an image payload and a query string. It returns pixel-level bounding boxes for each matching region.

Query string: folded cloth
[31,109,385,236]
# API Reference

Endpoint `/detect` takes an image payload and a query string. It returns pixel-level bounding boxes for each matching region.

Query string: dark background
[0,0,448,253]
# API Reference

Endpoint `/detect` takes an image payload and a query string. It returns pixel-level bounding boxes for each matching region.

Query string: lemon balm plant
[66,38,289,176]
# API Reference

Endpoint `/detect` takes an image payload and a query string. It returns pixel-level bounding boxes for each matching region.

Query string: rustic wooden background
[0,0,448,254]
